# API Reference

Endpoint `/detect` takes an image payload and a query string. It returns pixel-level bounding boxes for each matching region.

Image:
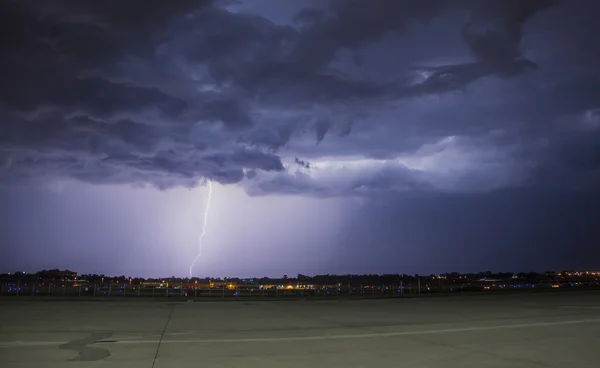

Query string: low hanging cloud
[246,132,534,197]
[2,0,599,196]
[294,157,311,169]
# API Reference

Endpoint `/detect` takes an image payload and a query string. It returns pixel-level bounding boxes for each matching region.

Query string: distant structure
[35,269,77,281]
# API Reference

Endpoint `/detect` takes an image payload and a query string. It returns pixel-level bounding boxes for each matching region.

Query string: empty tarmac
[1,292,600,367]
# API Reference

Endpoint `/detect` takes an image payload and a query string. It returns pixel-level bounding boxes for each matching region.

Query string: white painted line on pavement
[2,318,599,348]
[558,305,600,310]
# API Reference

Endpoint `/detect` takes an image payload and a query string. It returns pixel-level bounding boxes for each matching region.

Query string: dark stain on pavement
[59,332,113,361]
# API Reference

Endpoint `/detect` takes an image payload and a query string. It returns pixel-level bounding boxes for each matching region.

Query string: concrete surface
[1,292,599,368]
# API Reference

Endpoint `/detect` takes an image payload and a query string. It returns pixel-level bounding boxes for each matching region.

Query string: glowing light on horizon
[189,180,213,278]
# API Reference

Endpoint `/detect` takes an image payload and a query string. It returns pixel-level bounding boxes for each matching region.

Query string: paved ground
[1,292,599,368]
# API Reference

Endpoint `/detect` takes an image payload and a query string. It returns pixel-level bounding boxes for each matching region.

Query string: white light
[189,180,213,278]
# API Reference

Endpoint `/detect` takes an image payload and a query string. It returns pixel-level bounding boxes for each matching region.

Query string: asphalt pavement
[1,291,599,367]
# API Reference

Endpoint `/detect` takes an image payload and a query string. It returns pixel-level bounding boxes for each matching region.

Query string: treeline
[0,269,564,285]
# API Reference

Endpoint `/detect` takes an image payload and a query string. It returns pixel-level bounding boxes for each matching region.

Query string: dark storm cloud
[239,122,298,151]
[2,0,599,197]
[294,157,310,169]
[2,77,188,119]
[247,0,554,102]
[0,0,285,187]
[205,149,284,172]
[313,120,330,144]
[462,0,557,65]
[200,100,254,129]
[0,112,162,155]
[291,0,454,67]
[407,0,555,97]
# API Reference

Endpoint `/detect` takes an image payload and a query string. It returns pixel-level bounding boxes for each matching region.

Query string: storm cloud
[1,0,599,197]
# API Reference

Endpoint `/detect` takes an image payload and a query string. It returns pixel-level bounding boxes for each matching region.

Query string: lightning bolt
[189,179,213,278]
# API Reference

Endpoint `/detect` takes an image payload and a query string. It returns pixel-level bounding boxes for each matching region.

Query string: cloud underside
[1,0,599,195]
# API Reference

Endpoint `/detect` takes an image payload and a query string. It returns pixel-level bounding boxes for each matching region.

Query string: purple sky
[1,0,600,278]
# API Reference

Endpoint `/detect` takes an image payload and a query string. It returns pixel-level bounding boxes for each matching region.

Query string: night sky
[1,0,599,278]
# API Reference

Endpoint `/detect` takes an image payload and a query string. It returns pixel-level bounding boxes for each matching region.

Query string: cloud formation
[1,0,598,197]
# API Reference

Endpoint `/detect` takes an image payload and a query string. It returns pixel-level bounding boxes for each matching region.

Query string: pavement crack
[151,304,175,368]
